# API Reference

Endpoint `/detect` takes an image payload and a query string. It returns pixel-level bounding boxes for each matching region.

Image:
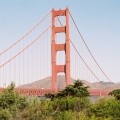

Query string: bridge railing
[89,89,110,96]
[0,88,110,97]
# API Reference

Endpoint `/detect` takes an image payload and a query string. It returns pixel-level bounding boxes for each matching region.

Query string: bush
[89,97,120,119]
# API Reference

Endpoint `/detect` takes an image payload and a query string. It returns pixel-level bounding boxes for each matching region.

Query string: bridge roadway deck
[0,88,110,97]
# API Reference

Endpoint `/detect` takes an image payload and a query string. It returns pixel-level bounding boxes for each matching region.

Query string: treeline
[0,81,120,120]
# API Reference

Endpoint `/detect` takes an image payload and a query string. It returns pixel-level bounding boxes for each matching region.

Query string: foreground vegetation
[0,81,120,120]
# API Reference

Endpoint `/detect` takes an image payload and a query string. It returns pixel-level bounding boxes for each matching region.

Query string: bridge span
[0,88,110,97]
[0,7,116,96]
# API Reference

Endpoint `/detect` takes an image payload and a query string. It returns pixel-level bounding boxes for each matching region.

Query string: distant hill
[18,75,120,91]
[18,75,95,89]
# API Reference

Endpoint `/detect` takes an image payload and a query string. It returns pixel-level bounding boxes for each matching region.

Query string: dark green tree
[89,97,120,119]
[46,80,90,99]
[109,89,120,100]
[0,82,28,119]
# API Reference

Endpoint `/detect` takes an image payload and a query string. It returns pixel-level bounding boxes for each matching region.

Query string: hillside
[18,75,120,91]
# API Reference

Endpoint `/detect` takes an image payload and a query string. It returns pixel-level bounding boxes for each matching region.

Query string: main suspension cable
[0,10,51,56]
[69,11,115,85]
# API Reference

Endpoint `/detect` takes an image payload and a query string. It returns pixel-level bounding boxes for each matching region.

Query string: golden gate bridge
[0,7,117,96]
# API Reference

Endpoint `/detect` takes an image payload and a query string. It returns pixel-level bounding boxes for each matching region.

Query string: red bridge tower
[52,7,70,90]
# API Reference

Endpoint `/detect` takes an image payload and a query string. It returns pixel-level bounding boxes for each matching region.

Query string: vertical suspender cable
[41,24,43,86]
[47,25,48,81]
[14,45,15,85]
[19,43,20,86]
[31,44,33,85]
[14,57,15,85]
[35,37,37,87]
[2,58,4,88]
[4,52,6,86]
[0,56,2,86]
[27,47,28,87]
[36,34,38,83]
[22,40,24,85]
[9,48,11,81]
[39,25,41,82]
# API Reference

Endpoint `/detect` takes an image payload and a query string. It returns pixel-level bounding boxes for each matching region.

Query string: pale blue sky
[0,0,120,83]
